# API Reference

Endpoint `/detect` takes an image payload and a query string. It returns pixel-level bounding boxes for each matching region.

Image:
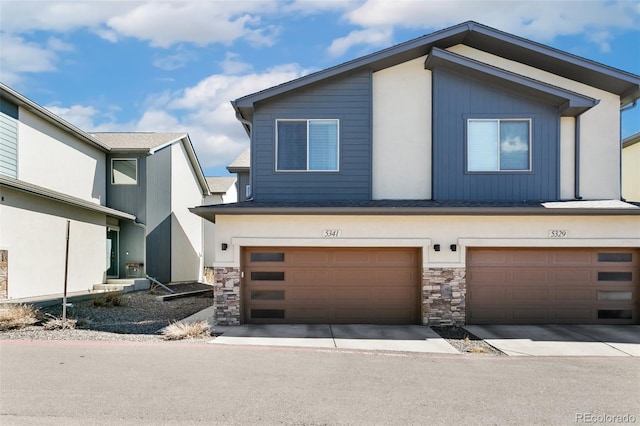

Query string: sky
[1,0,639,178]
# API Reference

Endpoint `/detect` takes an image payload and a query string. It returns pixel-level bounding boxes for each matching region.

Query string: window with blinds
[467,119,531,172]
[276,119,339,171]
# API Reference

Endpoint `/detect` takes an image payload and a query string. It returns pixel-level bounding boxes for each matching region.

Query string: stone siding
[422,268,466,326]
[0,250,7,299]
[202,266,241,326]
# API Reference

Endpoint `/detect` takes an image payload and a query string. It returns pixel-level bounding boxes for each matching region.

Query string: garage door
[467,248,640,324]
[243,247,420,324]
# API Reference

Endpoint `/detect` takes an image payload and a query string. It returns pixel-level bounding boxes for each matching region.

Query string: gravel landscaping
[0,286,214,343]
[1,286,504,355]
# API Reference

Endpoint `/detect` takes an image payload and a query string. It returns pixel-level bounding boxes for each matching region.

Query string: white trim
[275,119,340,172]
[111,158,138,185]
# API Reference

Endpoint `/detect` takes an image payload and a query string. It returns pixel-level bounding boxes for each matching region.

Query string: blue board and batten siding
[0,98,19,179]
[251,70,373,201]
[432,68,560,201]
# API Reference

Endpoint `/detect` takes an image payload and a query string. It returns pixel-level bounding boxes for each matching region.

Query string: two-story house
[90,132,210,284]
[192,21,640,326]
[0,83,211,302]
[0,84,139,300]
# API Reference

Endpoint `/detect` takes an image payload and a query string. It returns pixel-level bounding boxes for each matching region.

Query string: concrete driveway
[209,324,460,354]
[464,325,640,357]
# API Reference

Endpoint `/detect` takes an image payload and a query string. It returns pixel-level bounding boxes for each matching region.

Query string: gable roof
[92,132,210,196]
[232,21,640,133]
[0,82,111,152]
[227,147,250,172]
[205,176,236,194]
[91,132,187,152]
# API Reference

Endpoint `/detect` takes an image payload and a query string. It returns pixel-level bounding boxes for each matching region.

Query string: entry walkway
[209,324,460,354]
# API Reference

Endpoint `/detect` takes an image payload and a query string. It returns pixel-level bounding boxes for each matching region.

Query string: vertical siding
[252,70,372,201]
[432,68,559,201]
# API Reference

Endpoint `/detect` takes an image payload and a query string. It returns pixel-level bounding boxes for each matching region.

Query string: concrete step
[93,279,150,293]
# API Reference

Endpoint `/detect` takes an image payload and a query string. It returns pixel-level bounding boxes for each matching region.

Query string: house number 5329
[548,230,568,238]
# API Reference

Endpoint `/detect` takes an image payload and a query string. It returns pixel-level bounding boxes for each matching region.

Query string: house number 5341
[323,229,342,238]
[548,230,568,238]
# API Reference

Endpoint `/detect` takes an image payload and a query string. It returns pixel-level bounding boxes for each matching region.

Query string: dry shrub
[162,320,210,340]
[0,304,39,330]
[93,291,123,307]
[42,315,77,330]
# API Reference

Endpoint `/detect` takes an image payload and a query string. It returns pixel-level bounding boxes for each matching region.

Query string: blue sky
[2,0,639,177]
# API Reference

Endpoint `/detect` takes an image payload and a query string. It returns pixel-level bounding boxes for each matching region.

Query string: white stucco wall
[447,45,621,200]
[203,194,223,266]
[372,56,432,199]
[170,142,204,282]
[622,143,640,202]
[0,188,107,299]
[17,108,106,204]
[210,213,640,269]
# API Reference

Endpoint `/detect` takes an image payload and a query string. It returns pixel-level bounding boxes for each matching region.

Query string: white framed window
[467,119,531,172]
[111,158,137,185]
[276,119,339,171]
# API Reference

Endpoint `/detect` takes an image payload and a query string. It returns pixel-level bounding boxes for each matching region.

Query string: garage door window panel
[598,253,633,263]
[250,271,285,281]
[597,291,632,301]
[250,290,285,300]
[598,272,633,281]
[250,253,285,262]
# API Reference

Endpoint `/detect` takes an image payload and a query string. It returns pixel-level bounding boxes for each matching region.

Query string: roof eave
[1,83,111,152]
[190,205,640,224]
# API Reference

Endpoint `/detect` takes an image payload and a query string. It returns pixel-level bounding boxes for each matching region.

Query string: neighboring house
[622,133,640,202]
[91,133,209,284]
[227,148,250,201]
[0,83,139,300]
[191,21,640,326]
[203,176,237,266]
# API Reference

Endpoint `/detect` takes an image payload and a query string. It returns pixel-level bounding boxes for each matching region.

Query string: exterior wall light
[450,244,457,252]
[434,244,440,252]
[221,243,228,251]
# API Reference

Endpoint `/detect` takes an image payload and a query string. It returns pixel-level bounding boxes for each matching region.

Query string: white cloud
[344,0,640,47]
[153,47,198,71]
[0,34,60,84]
[41,63,311,173]
[327,27,392,57]
[106,1,278,48]
[220,52,253,75]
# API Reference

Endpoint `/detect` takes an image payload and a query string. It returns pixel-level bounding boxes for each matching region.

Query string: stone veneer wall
[202,267,241,326]
[422,268,466,326]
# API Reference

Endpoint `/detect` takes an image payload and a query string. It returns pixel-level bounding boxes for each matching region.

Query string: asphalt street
[1,340,639,425]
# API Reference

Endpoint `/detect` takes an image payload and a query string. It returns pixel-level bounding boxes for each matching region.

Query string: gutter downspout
[619,100,638,201]
[574,115,582,200]
[132,220,147,278]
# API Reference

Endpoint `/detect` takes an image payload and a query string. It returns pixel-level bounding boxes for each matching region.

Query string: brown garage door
[467,248,640,324]
[243,247,420,324]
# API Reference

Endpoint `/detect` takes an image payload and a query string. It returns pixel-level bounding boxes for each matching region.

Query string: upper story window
[467,119,531,172]
[276,119,339,171]
[111,158,137,185]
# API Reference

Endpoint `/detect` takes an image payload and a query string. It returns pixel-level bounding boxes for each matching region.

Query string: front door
[106,229,119,278]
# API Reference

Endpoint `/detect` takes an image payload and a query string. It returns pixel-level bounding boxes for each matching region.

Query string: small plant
[162,320,210,340]
[42,313,77,330]
[93,291,123,307]
[0,304,39,330]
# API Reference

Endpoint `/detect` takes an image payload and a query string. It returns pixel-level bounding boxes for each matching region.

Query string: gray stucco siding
[432,67,560,201]
[251,70,372,201]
